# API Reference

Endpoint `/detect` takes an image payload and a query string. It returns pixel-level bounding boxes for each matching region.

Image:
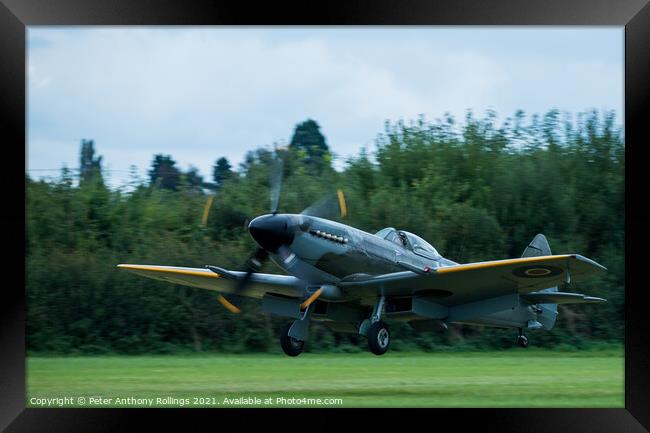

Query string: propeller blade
[269,156,284,214]
[275,244,324,286]
[300,188,348,219]
[217,294,241,314]
[234,247,269,294]
[201,195,215,226]
[337,189,348,218]
[209,247,269,313]
[210,153,285,313]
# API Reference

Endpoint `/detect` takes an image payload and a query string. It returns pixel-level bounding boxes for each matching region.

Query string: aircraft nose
[248,214,296,252]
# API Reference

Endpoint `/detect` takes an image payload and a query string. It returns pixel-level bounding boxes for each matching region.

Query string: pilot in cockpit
[397,231,408,247]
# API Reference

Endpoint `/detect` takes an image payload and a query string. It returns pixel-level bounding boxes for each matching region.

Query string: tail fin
[521,234,558,330]
[521,233,552,258]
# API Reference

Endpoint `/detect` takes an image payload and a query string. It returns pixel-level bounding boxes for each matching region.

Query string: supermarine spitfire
[118,157,606,356]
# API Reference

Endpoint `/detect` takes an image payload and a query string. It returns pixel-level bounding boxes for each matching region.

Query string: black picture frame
[3,0,648,431]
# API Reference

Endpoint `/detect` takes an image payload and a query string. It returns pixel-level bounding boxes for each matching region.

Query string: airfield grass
[27,349,624,408]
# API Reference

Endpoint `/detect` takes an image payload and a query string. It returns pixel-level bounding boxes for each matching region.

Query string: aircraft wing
[117,264,304,299]
[339,254,606,306]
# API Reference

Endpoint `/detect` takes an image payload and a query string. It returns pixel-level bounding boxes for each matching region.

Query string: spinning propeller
[207,153,347,313]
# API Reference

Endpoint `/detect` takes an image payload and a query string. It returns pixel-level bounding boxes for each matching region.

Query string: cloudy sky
[27,27,623,187]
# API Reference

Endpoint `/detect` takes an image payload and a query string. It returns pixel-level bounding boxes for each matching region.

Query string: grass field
[27,349,624,408]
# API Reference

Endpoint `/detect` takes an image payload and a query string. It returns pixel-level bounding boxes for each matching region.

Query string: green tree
[79,139,103,184]
[149,154,181,190]
[289,119,331,171]
[212,157,233,188]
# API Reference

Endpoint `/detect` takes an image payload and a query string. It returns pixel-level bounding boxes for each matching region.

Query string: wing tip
[116,264,152,273]
[116,264,152,270]
[115,264,220,279]
[573,254,607,271]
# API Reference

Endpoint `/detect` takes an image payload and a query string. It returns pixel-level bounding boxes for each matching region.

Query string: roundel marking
[525,268,551,276]
[512,265,563,279]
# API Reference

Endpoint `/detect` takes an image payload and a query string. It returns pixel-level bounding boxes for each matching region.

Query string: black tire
[280,323,304,357]
[517,335,529,348]
[367,321,390,355]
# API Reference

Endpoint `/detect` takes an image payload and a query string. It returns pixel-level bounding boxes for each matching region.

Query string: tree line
[26,111,624,354]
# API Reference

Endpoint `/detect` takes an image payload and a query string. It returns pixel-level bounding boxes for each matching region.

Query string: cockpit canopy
[374,227,440,260]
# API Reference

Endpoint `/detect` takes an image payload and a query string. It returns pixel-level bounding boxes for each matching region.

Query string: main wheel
[367,321,390,355]
[280,323,305,357]
[517,335,529,348]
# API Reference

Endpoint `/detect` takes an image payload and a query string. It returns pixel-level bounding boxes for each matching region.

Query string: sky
[27,27,623,188]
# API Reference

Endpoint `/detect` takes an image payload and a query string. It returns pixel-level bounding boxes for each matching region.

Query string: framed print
[3,0,649,431]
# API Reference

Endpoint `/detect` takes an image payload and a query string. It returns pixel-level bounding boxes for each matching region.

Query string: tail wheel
[517,335,529,348]
[367,321,390,355]
[280,323,304,357]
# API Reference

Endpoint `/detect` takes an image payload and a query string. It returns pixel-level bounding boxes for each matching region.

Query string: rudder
[521,233,552,257]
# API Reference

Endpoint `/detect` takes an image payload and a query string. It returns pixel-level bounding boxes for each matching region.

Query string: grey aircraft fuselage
[252,213,456,296]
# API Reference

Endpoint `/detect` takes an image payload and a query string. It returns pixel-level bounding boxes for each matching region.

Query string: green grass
[27,349,624,408]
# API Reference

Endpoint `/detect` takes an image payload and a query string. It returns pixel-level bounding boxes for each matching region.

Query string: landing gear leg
[363,296,391,356]
[516,327,529,348]
[280,303,313,357]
